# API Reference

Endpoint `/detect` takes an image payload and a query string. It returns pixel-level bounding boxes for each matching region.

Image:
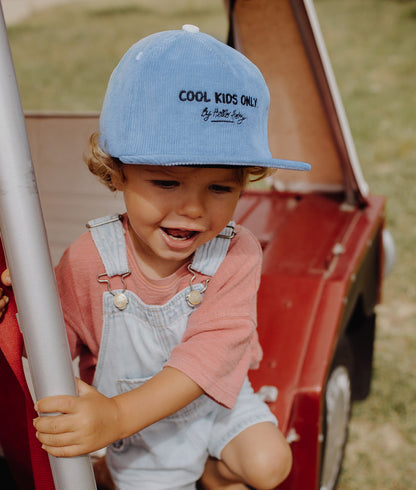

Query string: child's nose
[177,192,205,219]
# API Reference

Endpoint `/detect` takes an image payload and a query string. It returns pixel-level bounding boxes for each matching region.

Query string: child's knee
[244,439,292,489]
[221,423,292,489]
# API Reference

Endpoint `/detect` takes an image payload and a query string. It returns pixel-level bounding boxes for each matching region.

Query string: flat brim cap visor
[99,27,310,171]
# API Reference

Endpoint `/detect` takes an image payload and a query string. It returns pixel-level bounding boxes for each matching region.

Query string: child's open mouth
[162,228,198,241]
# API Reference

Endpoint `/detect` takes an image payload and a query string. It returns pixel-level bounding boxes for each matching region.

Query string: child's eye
[151,180,179,189]
[209,184,233,193]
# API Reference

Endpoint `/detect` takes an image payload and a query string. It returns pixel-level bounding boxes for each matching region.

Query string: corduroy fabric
[99,26,310,171]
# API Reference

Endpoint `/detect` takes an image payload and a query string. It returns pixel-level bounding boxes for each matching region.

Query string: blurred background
[3,0,416,488]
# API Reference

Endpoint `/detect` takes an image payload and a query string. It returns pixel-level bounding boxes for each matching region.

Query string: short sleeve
[55,232,105,383]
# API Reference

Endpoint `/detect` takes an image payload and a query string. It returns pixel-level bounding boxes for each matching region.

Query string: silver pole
[0,4,96,489]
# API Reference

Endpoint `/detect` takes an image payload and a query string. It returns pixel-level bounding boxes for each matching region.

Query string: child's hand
[33,378,121,457]
[0,269,11,320]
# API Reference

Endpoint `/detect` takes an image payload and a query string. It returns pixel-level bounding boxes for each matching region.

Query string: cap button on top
[182,24,200,33]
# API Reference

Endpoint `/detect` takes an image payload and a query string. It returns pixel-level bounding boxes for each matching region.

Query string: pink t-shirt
[56,219,263,408]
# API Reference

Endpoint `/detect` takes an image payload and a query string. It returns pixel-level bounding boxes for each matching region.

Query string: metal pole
[0,4,96,489]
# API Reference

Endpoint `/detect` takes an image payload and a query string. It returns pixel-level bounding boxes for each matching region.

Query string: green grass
[7,0,228,111]
[314,1,416,488]
[6,0,416,488]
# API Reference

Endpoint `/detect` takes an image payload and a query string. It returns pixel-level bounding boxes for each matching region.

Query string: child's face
[115,165,243,278]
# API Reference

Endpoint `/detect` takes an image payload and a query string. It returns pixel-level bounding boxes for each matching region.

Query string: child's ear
[111,171,125,191]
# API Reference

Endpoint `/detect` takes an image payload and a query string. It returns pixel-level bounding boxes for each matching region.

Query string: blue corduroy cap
[99,25,310,171]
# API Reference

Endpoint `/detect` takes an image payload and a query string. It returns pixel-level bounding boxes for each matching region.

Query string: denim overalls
[88,215,276,490]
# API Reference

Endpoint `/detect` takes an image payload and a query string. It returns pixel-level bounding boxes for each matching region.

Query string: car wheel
[319,338,352,490]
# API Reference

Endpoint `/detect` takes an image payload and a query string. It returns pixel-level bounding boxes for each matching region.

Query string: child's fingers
[0,290,9,320]
[33,413,74,435]
[34,416,91,457]
[40,442,84,458]
[1,269,11,287]
[35,427,76,448]
[76,377,95,396]
[0,292,9,308]
[35,394,77,415]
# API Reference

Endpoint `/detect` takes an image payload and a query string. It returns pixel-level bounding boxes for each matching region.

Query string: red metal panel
[237,191,385,489]
[249,274,325,432]
[278,390,322,490]
[261,193,357,275]
[0,243,54,490]
[234,191,291,247]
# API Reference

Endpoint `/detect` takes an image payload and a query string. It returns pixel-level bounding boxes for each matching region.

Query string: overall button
[113,293,128,310]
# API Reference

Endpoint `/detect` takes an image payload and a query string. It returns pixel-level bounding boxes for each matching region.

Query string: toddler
[2,25,310,490]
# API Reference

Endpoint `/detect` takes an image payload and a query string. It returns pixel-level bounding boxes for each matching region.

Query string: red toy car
[0,1,393,489]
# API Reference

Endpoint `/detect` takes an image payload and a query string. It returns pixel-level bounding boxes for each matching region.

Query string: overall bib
[88,215,276,490]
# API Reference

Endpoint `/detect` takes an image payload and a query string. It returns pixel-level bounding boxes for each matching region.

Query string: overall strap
[87,215,235,278]
[87,215,130,277]
[191,221,236,277]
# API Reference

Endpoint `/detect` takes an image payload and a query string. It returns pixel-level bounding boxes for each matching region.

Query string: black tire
[319,337,353,490]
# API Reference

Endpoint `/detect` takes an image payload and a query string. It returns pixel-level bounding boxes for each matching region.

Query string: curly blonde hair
[84,132,272,191]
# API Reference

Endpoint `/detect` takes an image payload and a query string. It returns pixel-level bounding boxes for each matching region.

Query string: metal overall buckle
[186,264,209,308]
[97,271,131,310]
[216,224,236,239]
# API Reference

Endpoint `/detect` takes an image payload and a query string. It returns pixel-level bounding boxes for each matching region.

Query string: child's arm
[33,366,203,458]
[2,265,202,456]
